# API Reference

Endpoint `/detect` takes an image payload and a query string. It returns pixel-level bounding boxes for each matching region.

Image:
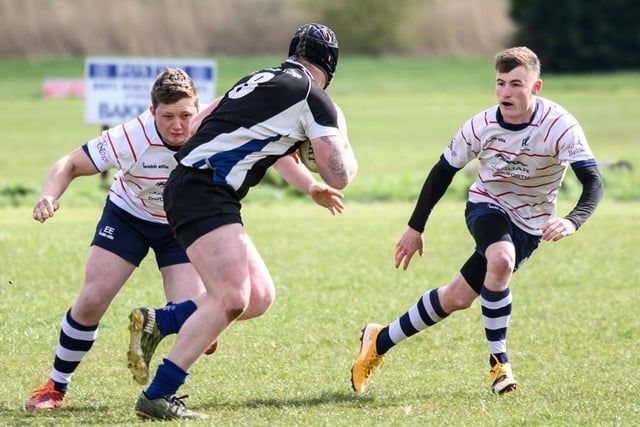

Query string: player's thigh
[74,245,136,315]
[187,223,250,293]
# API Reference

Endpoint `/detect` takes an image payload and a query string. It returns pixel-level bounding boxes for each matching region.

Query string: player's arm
[33,147,100,223]
[564,164,604,228]
[303,97,357,189]
[395,155,460,270]
[273,155,345,215]
[310,133,357,190]
[407,155,460,232]
[541,163,604,241]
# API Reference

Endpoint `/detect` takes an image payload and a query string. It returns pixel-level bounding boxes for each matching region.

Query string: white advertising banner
[84,57,216,124]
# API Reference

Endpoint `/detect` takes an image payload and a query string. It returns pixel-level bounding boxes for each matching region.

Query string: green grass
[1,57,639,425]
[1,200,638,425]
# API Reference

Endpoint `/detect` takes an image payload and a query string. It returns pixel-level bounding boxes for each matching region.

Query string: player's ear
[149,106,156,116]
[532,79,543,95]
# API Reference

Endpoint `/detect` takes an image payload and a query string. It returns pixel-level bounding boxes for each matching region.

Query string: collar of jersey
[284,59,316,82]
[495,98,540,131]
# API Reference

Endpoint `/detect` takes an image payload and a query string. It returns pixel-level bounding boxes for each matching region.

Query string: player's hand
[33,195,59,223]
[395,227,424,270]
[308,182,344,215]
[541,217,576,242]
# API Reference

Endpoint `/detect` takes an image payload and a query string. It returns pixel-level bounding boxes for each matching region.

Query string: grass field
[1,57,639,425]
[1,200,639,425]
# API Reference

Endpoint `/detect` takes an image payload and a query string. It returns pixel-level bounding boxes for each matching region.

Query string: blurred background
[2,0,638,72]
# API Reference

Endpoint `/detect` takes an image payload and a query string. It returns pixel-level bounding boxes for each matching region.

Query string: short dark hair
[495,47,541,78]
[150,68,198,108]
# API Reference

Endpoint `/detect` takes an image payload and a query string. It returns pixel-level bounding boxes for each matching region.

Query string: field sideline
[1,57,639,425]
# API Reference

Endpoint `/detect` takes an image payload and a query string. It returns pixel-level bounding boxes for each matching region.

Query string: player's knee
[225,300,248,321]
[227,307,245,321]
[221,289,251,321]
[486,251,515,277]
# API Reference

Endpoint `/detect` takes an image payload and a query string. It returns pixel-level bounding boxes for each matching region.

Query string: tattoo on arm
[319,135,348,181]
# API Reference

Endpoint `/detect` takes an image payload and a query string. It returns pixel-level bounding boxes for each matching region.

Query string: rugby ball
[299,138,317,172]
[299,103,348,174]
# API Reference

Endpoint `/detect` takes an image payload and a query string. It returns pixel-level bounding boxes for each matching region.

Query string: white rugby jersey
[177,60,340,199]
[444,96,597,235]
[83,109,178,223]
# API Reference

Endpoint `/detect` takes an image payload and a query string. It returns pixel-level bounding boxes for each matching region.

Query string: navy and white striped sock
[480,286,512,365]
[376,288,448,355]
[50,309,98,393]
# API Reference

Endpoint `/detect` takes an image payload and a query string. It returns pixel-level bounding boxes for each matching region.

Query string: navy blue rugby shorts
[464,201,541,260]
[460,202,541,293]
[91,198,189,268]
[163,164,242,250]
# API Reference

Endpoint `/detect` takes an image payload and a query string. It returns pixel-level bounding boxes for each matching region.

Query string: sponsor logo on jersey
[567,140,586,156]
[142,162,169,169]
[493,153,530,179]
[485,135,507,144]
[447,138,457,157]
[97,137,109,163]
[495,153,527,166]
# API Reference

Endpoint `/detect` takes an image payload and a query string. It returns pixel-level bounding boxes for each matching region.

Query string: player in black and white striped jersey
[24,66,344,414]
[129,23,357,421]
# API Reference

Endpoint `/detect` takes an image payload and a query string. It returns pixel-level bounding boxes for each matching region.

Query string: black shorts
[460,202,541,293]
[164,164,243,249]
[91,198,189,268]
